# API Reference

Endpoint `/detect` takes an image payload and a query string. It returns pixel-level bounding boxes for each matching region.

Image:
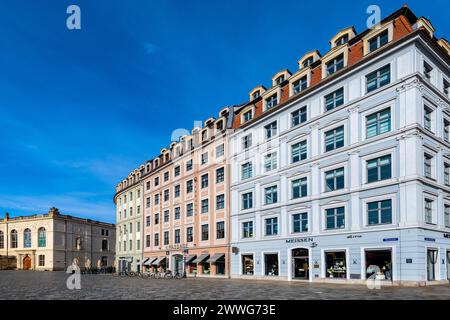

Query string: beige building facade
[0,207,115,271]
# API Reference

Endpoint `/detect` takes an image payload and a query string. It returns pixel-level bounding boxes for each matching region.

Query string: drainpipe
[226,146,231,279]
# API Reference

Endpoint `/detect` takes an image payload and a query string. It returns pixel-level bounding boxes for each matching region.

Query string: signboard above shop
[286,237,314,244]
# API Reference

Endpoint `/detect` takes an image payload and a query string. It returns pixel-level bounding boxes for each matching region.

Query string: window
[164,171,169,182]
[252,91,260,100]
[186,180,193,193]
[424,61,432,81]
[293,76,307,94]
[367,200,392,225]
[146,234,151,247]
[164,231,169,245]
[124,195,127,202]
[326,207,345,229]
[291,141,307,163]
[243,110,253,123]
[366,65,390,93]
[242,254,254,275]
[154,177,159,187]
[129,207,133,217]
[325,54,344,76]
[137,205,141,215]
[444,119,450,142]
[164,189,169,202]
[275,75,285,85]
[324,88,344,111]
[424,106,433,131]
[265,217,278,236]
[216,167,225,183]
[164,210,169,223]
[264,186,278,205]
[424,199,434,224]
[216,194,225,210]
[325,126,344,151]
[242,192,253,210]
[334,34,349,46]
[174,166,180,177]
[445,164,450,186]
[174,207,181,220]
[366,108,391,138]
[368,30,388,53]
[201,152,208,165]
[242,221,254,238]
[154,213,160,225]
[186,203,194,217]
[201,174,209,189]
[444,80,450,96]
[154,233,159,247]
[123,209,127,218]
[174,229,181,244]
[24,228,31,248]
[186,227,193,242]
[38,255,45,267]
[202,130,208,141]
[38,228,47,248]
[264,152,277,172]
[216,144,224,157]
[264,253,279,276]
[264,121,277,139]
[292,178,307,199]
[201,224,209,241]
[242,134,252,149]
[146,181,150,190]
[137,190,141,198]
[102,239,108,251]
[445,205,450,228]
[292,213,308,233]
[325,168,345,192]
[216,221,225,239]
[367,155,391,183]
[201,199,209,214]
[174,185,180,198]
[291,106,307,127]
[129,240,132,251]
[146,215,151,227]
[186,159,193,171]
[0,231,3,249]
[424,153,433,178]
[302,56,314,68]
[265,94,278,110]
[241,162,253,180]
[129,192,133,201]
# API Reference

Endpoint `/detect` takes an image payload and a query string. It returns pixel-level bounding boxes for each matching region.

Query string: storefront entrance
[365,249,392,281]
[292,248,309,280]
[173,254,184,275]
[447,250,450,281]
[427,249,438,281]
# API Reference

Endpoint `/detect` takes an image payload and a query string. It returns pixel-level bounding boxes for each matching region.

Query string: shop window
[264,254,279,276]
[215,256,225,275]
[365,250,392,280]
[242,254,254,275]
[325,251,347,279]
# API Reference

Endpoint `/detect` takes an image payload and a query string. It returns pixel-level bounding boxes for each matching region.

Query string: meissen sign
[286,237,314,244]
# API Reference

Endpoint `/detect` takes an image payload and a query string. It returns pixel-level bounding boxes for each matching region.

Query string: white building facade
[229,8,450,285]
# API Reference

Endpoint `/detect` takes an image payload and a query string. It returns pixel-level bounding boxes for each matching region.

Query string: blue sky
[0,0,448,223]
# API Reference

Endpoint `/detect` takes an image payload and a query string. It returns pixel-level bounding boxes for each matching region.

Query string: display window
[365,249,392,280]
[242,254,254,275]
[325,251,346,278]
[264,254,279,276]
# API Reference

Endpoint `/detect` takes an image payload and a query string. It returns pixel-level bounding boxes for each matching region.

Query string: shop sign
[383,238,398,242]
[165,244,189,250]
[424,237,435,242]
[347,235,362,239]
[406,259,413,264]
[286,237,313,244]
[443,233,450,239]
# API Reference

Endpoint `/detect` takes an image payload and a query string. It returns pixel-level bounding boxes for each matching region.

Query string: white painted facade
[230,32,450,285]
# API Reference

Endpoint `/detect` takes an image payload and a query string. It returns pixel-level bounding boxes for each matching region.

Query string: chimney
[49,207,60,217]
[4,212,9,221]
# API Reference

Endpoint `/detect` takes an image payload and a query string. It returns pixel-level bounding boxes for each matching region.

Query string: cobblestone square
[1,271,450,300]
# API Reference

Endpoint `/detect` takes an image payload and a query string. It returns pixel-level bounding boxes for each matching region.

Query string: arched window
[38,227,46,248]
[10,230,18,248]
[0,231,4,249]
[24,228,31,248]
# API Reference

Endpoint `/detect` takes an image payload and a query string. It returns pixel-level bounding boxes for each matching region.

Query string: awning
[208,253,225,263]
[143,257,157,266]
[152,256,166,266]
[192,254,210,264]
[185,254,197,263]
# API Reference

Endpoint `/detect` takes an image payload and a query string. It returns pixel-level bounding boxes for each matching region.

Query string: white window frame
[362,193,397,228]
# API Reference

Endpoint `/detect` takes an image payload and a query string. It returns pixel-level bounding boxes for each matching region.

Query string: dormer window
[293,76,307,95]
[188,139,193,150]
[302,56,314,68]
[252,91,260,100]
[265,94,278,110]
[275,75,285,85]
[243,110,253,123]
[164,154,170,162]
[368,30,388,53]
[326,54,344,76]
[216,120,224,131]
[334,34,349,47]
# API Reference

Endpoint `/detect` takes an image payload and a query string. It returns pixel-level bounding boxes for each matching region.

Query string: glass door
[427,249,437,281]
